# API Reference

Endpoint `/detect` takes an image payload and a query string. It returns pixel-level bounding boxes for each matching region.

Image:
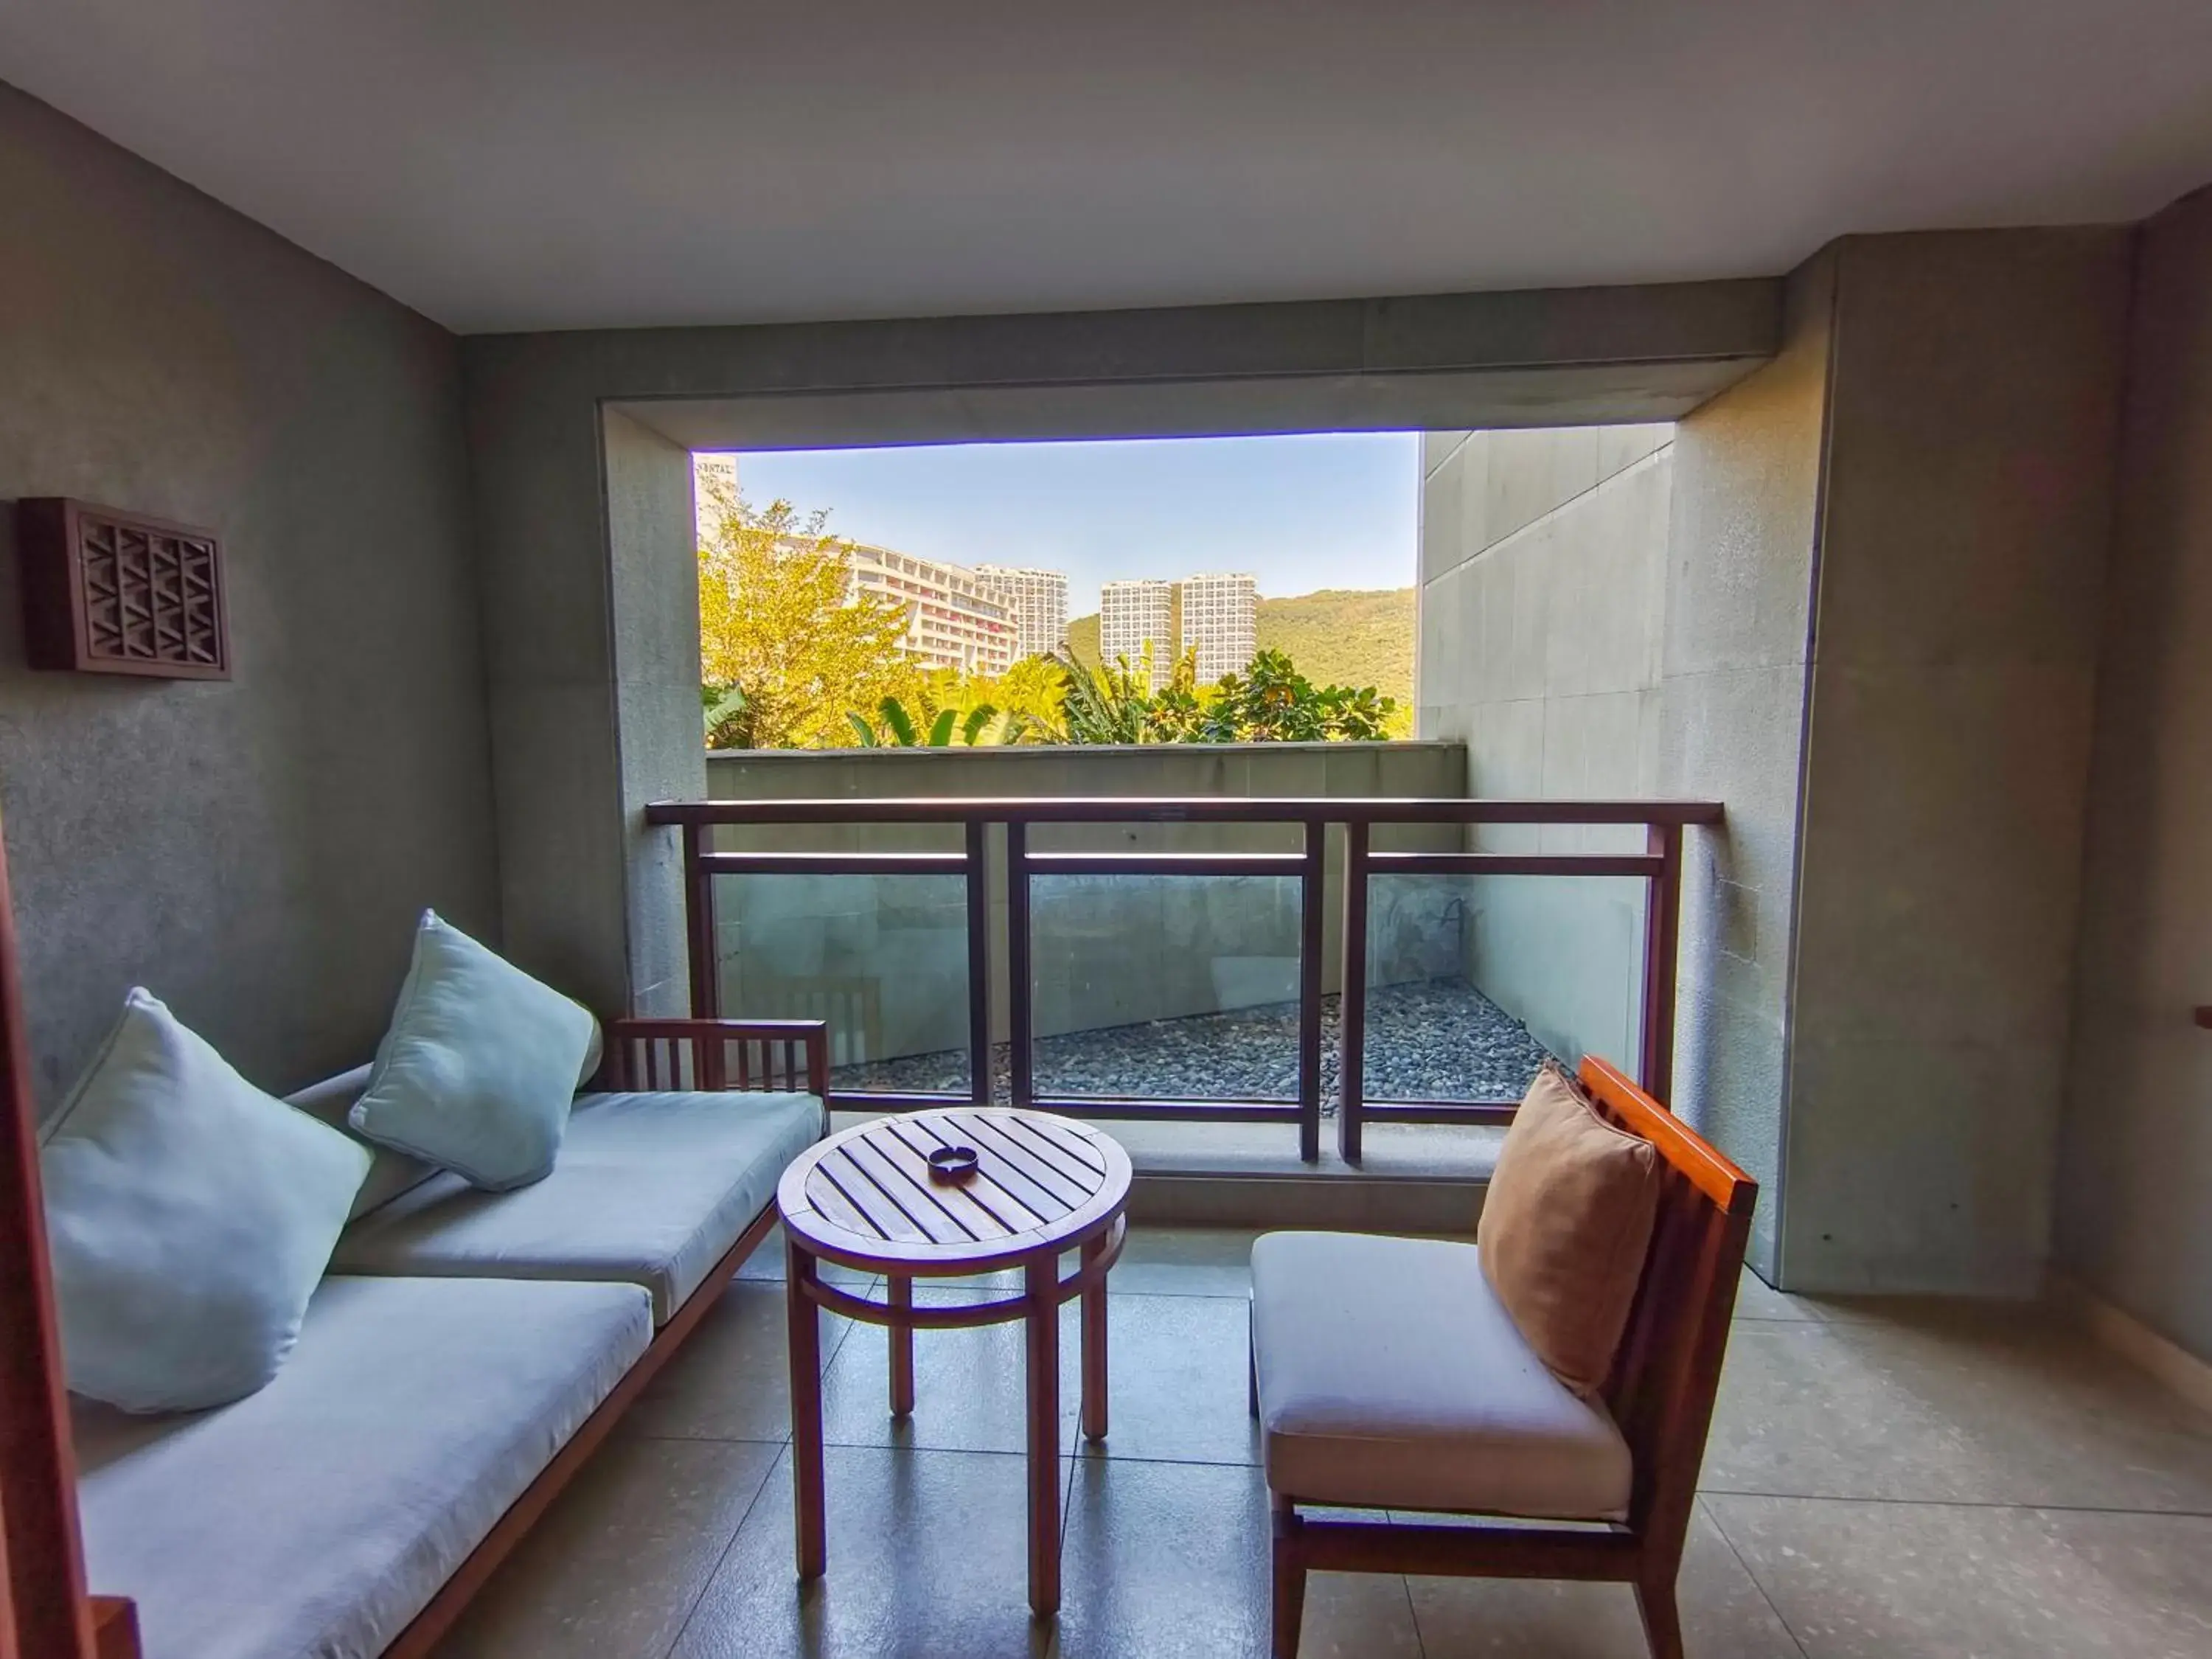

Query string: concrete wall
[1416,231,2135,1296]
[2059,187,2212,1360]
[1784,231,2132,1295]
[1411,386,1823,1287]
[1660,253,1835,1279]
[462,282,1776,1020]
[0,83,498,1102]
[702,742,1464,1062]
[603,409,706,1018]
[1417,425,1673,1070]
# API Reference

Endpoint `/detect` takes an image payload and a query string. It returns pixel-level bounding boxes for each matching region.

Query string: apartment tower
[1178,571,1258,681]
[975,566,1071,661]
[1099,579,1177,688]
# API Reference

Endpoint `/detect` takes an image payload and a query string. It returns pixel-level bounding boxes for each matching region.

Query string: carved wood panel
[15,499,229,680]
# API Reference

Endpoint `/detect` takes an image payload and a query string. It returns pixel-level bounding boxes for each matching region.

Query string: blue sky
[719,432,1419,615]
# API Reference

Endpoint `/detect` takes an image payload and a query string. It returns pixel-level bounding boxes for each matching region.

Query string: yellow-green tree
[698,489,921,749]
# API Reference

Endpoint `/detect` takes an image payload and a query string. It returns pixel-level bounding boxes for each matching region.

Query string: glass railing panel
[712,871,971,1096]
[1363,872,1648,1102]
[1029,872,1303,1101]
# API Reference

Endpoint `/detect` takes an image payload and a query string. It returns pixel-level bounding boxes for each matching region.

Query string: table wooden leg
[786,1236,827,1579]
[888,1273,915,1417]
[1024,1251,1062,1616]
[1080,1233,1109,1441]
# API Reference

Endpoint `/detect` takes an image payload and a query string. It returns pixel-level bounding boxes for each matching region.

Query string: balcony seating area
[68,1021,828,1659]
[410,1220,2212,1658]
[7,15,2212,1650]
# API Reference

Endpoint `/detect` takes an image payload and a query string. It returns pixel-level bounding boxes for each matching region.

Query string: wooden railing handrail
[652,793,1720,1164]
[647,796,1725,827]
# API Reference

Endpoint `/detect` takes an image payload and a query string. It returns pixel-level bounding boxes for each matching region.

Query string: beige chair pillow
[1477,1062,1661,1396]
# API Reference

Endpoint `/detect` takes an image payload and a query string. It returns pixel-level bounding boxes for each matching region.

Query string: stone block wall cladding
[1416,425,1674,1087]
[703,743,1464,1066]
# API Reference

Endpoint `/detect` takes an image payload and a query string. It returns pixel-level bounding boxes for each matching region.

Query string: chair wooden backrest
[1577,1055,1758,1565]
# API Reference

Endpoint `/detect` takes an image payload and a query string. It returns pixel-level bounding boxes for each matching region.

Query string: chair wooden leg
[1633,1573,1683,1659]
[1270,1495,1306,1659]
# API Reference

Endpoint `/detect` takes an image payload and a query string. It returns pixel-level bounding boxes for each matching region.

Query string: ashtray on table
[927,1145,980,1183]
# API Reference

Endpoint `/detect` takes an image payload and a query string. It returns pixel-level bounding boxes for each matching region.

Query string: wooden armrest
[605,1018,828,1098]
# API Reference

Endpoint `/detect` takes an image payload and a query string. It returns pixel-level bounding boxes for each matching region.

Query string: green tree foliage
[1029,647,1396,745]
[1203,650,1396,741]
[698,486,921,749]
[848,696,998,747]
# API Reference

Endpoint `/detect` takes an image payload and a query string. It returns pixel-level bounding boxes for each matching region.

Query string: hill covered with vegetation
[1065,587,1413,710]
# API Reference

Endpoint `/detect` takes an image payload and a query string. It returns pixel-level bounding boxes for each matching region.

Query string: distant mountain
[1253,588,1415,709]
[1065,611,1101,667]
[1062,588,1414,710]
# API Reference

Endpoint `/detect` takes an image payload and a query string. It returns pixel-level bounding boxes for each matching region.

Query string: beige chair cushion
[1251,1231,1633,1520]
[1477,1063,1660,1395]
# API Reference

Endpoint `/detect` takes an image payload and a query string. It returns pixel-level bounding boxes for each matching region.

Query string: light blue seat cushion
[333,1088,824,1322]
[39,990,371,1413]
[349,911,597,1192]
[74,1274,651,1659]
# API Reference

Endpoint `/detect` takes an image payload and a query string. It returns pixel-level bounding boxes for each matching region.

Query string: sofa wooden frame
[1267,1054,1758,1659]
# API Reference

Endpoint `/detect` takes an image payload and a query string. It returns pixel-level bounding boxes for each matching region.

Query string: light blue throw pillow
[40,990,372,1413]
[349,911,597,1191]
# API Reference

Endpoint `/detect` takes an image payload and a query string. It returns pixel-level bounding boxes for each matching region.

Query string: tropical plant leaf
[879,696,919,747]
[846,712,878,747]
[925,707,959,747]
[960,704,997,745]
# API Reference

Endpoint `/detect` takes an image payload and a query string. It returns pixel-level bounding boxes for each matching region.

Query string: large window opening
[682,421,1686,1170]
[692,432,1419,754]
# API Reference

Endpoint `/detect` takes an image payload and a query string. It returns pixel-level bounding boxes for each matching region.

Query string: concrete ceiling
[4,1,2210,335]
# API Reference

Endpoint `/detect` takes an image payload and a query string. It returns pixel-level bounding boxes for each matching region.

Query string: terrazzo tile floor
[434,1224,2212,1659]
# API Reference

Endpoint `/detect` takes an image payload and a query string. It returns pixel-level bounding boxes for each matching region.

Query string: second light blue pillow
[349,911,597,1191]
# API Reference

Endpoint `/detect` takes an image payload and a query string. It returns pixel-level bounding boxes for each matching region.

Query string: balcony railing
[646,796,1722,1162]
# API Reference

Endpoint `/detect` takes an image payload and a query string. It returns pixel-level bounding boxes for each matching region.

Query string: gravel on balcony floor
[827,975,1556,1108]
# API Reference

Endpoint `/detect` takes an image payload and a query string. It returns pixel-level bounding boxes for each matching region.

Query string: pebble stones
[827,976,1555,1110]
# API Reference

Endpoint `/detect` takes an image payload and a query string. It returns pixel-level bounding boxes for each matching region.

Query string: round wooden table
[776,1107,1133,1616]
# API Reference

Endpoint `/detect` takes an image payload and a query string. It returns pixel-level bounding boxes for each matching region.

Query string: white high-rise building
[695,453,739,543]
[843,543,1016,675]
[974,566,1070,661]
[1100,580,1177,688]
[1178,571,1258,682]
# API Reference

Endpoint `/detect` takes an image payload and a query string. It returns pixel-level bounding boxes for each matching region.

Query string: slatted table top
[777,1108,1133,1275]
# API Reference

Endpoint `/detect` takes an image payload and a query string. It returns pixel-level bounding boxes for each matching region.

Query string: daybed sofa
[70,1018,827,1659]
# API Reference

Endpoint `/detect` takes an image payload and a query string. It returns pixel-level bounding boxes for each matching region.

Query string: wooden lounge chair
[1251,1055,1756,1659]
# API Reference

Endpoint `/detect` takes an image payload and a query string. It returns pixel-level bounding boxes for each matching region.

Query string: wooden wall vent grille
[16,499,229,679]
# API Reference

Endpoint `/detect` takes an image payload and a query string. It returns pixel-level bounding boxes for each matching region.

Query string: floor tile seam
[624,1427,791,1447]
[814,1429,1195,1458]
[1695,1494,1812,1659]
[1397,1568,1430,1659]
[1104,1286,1253,1300]
[1697,1487,2212,1519]
[1062,1442,1080,1550]
[1070,1449,1264,1472]
[1728,1314,1830,1326]
[661,1440,793,1659]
